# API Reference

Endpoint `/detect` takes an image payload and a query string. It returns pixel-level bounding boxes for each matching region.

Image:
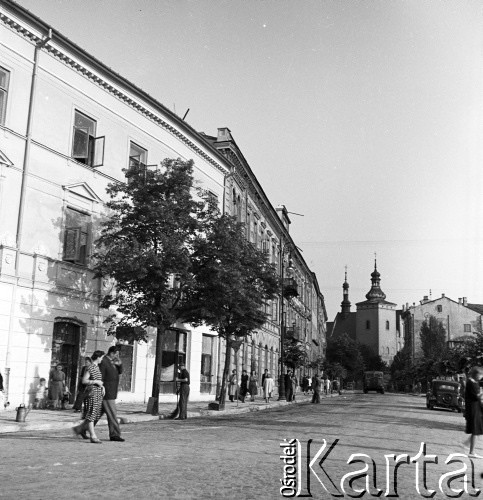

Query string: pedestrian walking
[301,375,309,395]
[249,371,258,402]
[311,374,321,404]
[239,369,249,403]
[261,369,269,387]
[228,370,237,402]
[49,364,66,410]
[263,372,274,403]
[72,350,105,443]
[285,369,293,402]
[176,362,190,420]
[0,369,5,410]
[99,346,125,442]
[72,357,92,413]
[464,366,483,458]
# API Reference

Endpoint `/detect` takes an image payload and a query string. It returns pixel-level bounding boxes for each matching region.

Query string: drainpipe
[5,29,52,403]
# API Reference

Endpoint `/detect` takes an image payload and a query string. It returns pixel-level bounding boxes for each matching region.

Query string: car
[363,371,385,394]
[426,380,464,412]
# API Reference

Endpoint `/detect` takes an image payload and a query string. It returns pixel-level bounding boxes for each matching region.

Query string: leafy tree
[358,344,388,372]
[326,333,364,380]
[94,158,216,415]
[420,316,447,359]
[282,338,308,371]
[184,214,279,409]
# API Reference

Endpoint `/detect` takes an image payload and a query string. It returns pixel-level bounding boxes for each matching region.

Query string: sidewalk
[0,392,344,434]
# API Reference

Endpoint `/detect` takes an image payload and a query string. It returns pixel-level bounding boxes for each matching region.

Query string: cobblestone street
[1,392,479,500]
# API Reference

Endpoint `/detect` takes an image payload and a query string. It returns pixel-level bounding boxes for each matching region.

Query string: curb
[0,394,344,434]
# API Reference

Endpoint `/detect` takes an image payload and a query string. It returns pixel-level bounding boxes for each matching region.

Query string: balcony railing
[283,277,298,299]
[285,326,301,340]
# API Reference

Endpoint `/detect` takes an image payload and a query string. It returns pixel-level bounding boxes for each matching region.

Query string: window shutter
[92,136,105,167]
[64,227,81,261]
[72,127,89,158]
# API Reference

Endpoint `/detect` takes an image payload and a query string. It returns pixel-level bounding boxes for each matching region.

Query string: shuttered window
[72,110,104,167]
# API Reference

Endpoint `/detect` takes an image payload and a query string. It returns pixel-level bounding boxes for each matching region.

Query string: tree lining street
[1,393,479,499]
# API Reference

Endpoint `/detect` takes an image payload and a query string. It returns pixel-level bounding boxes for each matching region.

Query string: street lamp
[278,248,295,400]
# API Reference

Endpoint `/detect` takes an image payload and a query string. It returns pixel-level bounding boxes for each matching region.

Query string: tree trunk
[218,337,232,411]
[151,323,166,415]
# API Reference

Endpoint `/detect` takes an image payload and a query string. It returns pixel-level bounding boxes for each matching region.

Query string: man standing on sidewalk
[175,362,190,420]
[99,346,125,442]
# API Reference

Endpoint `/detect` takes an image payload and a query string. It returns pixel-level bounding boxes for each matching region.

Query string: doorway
[50,321,81,403]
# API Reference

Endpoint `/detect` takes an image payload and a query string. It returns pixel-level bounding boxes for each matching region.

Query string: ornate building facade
[0,1,326,407]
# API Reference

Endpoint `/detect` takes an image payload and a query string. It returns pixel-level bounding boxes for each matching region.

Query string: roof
[327,312,357,341]
[467,304,483,315]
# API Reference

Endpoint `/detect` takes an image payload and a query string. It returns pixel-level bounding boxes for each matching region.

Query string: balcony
[285,326,301,340]
[283,278,298,299]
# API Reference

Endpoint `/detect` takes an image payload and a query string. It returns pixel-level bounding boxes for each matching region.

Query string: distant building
[327,260,403,364]
[401,295,483,362]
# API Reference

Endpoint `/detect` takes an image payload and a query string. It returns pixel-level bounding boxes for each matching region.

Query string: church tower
[355,257,397,364]
[341,267,351,317]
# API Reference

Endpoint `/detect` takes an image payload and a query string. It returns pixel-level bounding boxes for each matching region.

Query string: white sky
[15,0,483,317]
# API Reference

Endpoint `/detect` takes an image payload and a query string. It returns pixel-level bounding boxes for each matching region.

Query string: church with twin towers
[327,259,404,365]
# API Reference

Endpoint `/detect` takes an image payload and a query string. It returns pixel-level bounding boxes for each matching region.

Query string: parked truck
[363,371,385,394]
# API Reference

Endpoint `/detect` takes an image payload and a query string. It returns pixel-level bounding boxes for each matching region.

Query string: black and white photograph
[0,1,482,498]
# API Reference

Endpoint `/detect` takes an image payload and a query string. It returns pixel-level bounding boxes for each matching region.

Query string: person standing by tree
[99,346,125,442]
[175,362,190,420]
[285,369,293,402]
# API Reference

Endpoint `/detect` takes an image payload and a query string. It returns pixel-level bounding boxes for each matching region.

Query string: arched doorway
[50,321,82,402]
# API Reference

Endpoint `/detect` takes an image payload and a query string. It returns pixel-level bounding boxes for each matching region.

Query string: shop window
[160,329,186,394]
[72,110,105,167]
[118,344,134,392]
[0,66,10,126]
[201,335,214,393]
[63,207,91,265]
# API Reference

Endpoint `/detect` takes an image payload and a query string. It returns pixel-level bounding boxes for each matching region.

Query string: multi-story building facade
[0,1,326,407]
[402,295,483,362]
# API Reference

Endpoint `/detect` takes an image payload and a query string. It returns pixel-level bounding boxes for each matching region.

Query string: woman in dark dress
[239,370,249,403]
[464,366,483,457]
[72,357,92,413]
[72,350,105,443]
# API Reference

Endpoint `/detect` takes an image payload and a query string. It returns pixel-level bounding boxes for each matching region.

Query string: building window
[386,320,390,330]
[201,335,214,393]
[437,305,443,313]
[127,141,147,182]
[72,110,105,167]
[366,320,370,330]
[0,66,10,126]
[63,207,91,265]
[464,324,472,333]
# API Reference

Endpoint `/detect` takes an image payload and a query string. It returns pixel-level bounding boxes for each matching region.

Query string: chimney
[420,295,429,304]
[463,297,468,306]
[458,298,462,305]
[441,293,445,298]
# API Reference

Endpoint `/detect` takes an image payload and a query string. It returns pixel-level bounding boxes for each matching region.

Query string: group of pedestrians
[72,346,125,444]
[228,369,275,403]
